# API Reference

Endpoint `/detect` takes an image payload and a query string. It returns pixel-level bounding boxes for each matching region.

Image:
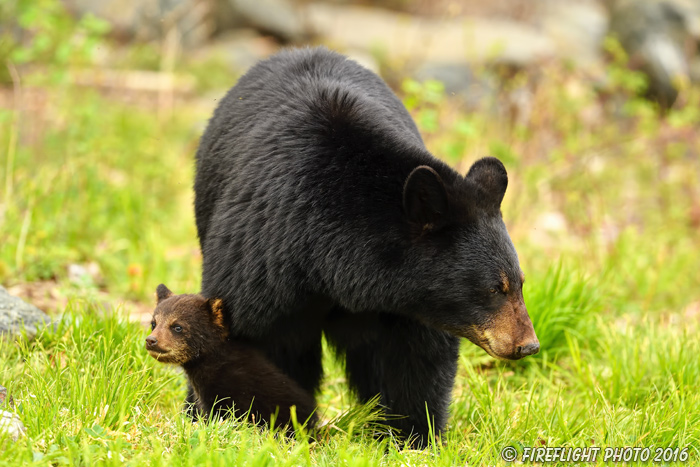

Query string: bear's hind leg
[253,308,327,395]
[325,307,382,401]
[326,311,460,448]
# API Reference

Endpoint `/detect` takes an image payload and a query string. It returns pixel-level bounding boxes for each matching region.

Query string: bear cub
[145,284,317,429]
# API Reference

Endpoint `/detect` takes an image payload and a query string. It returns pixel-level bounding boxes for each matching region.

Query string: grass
[0,86,202,301]
[1,300,697,465]
[1,2,700,464]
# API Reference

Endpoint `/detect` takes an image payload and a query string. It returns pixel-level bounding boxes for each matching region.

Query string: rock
[538,0,609,66]
[0,285,51,341]
[0,386,25,442]
[344,49,381,75]
[0,411,26,441]
[303,3,556,67]
[609,0,693,108]
[63,0,310,46]
[225,0,308,43]
[193,29,279,74]
[412,62,497,109]
[63,0,214,47]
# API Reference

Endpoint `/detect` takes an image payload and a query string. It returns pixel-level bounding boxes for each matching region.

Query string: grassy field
[1,4,700,465]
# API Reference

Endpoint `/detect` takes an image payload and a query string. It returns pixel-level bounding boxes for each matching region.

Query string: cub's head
[145,284,228,365]
[403,157,539,360]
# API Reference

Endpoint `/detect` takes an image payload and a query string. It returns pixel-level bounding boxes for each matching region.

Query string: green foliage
[0,87,202,300]
[1,12,700,464]
[4,306,695,465]
[603,36,649,96]
[1,0,110,84]
[401,78,479,163]
[525,264,600,357]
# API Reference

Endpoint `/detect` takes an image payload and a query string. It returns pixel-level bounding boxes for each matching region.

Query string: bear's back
[195,47,426,243]
[194,47,456,336]
[201,47,422,162]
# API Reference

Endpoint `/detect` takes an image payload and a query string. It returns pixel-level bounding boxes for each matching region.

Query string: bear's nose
[145,336,158,347]
[516,341,540,357]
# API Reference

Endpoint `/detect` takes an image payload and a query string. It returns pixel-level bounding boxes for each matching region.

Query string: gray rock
[0,411,26,441]
[63,0,214,47]
[193,29,279,75]
[226,0,308,43]
[63,0,310,46]
[303,3,556,67]
[0,285,51,341]
[344,49,380,75]
[412,62,497,109]
[609,0,693,108]
[0,386,24,442]
[538,0,609,66]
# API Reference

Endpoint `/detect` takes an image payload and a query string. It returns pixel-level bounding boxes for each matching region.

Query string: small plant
[525,263,600,357]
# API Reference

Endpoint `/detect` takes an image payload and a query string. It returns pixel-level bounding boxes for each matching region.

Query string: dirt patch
[4,281,154,328]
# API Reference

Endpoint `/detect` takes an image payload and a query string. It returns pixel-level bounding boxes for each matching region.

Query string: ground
[0,22,699,467]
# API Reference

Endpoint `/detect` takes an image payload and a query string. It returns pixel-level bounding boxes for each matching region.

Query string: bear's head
[145,284,228,364]
[402,157,539,360]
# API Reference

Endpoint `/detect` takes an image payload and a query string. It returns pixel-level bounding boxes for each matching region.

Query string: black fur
[194,47,529,446]
[183,340,318,429]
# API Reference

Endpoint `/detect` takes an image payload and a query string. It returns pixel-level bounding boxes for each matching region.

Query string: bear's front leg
[184,383,202,419]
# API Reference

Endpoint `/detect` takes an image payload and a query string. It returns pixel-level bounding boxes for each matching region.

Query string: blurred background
[1,1,700,459]
[0,0,699,334]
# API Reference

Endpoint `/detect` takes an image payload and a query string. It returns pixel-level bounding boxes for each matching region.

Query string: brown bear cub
[145,284,317,430]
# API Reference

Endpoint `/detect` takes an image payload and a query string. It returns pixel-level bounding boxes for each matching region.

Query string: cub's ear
[206,298,226,329]
[465,157,508,211]
[403,165,449,230]
[156,284,174,304]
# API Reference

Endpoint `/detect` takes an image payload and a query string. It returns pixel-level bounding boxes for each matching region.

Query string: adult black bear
[194,47,538,446]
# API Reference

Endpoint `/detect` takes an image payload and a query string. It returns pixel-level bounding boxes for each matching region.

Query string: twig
[15,196,33,270]
[4,61,21,214]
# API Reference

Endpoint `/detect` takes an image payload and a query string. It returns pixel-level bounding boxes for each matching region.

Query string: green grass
[1,298,698,465]
[0,86,203,301]
[1,2,700,464]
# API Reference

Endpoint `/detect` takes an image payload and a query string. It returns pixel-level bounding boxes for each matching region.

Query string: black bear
[146,284,318,429]
[194,47,538,446]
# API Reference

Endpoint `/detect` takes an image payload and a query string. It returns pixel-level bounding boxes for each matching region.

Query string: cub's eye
[172,325,183,333]
[150,321,156,330]
[489,288,498,294]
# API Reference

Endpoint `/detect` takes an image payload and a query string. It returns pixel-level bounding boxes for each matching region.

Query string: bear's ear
[403,165,449,230]
[206,298,226,330]
[465,157,508,211]
[156,284,174,304]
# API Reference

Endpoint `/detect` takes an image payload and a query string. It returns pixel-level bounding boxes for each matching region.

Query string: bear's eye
[489,288,498,294]
[151,321,156,330]
[172,325,183,333]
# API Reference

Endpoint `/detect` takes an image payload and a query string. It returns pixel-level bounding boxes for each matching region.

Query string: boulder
[609,0,694,108]
[225,0,308,43]
[0,386,25,442]
[538,0,609,66]
[63,0,214,47]
[303,3,556,67]
[0,285,51,341]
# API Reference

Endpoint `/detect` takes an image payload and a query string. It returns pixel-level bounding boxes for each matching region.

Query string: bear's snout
[145,335,158,347]
[465,294,539,360]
